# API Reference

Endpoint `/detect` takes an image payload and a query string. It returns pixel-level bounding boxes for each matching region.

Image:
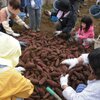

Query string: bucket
[94,35,100,49]
[89,5,100,19]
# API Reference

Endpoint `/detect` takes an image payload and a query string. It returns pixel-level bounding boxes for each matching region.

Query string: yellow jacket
[0,68,34,100]
[0,32,34,100]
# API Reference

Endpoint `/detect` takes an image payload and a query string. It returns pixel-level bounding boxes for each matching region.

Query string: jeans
[27,6,41,30]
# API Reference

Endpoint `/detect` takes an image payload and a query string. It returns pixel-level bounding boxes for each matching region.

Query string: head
[53,0,71,12]
[88,48,100,80]
[8,0,21,15]
[0,32,21,67]
[80,16,93,32]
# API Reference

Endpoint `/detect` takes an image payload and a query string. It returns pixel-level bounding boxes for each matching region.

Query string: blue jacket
[27,0,42,9]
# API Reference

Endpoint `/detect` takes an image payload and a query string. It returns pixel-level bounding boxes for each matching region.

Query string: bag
[94,35,100,49]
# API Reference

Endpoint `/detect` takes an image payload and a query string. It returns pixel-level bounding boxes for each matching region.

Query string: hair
[80,16,93,32]
[88,48,100,79]
[9,0,20,10]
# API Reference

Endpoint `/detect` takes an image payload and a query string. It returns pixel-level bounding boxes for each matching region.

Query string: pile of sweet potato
[17,30,92,100]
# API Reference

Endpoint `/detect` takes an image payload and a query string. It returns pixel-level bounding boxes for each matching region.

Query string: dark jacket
[57,11,77,34]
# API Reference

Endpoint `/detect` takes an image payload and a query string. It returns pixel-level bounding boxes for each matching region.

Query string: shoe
[36,28,40,32]
[44,10,51,16]
[32,29,37,33]
[12,33,20,37]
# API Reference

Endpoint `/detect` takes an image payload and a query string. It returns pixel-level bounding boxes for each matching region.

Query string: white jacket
[62,80,100,100]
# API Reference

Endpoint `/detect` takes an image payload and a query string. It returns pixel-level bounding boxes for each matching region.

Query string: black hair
[9,0,20,10]
[88,48,100,79]
[80,16,93,32]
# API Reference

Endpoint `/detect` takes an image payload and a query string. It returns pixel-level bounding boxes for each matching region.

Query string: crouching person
[0,32,34,100]
[0,0,29,37]
[53,0,77,40]
[60,48,100,100]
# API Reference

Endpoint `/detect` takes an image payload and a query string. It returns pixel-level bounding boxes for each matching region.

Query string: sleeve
[14,15,27,26]
[80,53,89,64]
[2,21,15,35]
[62,14,76,34]
[62,86,86,100]
[11,69,34,98]
[79,27,94,39]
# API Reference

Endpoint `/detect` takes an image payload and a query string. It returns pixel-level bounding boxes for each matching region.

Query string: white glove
[31,0,35,8]
[54,31,62,36]
[60,74,69,87]
[96,0,100,5]
[12,33,20,37]
[80,54,89,64]
[24,24,30,29]
[61,58,78,69]
[15,66,26,74]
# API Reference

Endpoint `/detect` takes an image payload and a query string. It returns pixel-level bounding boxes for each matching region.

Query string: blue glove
[50,16,58,22]
[76,84,86,93]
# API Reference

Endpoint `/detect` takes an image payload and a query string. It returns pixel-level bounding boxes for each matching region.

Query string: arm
[0,10,15,35]
[61,13,76,34]
[61,53,89,69]
[14,15,29,29]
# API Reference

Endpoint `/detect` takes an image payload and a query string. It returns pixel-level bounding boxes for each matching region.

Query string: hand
[12,33,20,37]
[15,66,26,74]
[24,24,30,29]
[60,74,69,88]
[31,0,35,8]
[54,31,62,36]
[61,58,78,69]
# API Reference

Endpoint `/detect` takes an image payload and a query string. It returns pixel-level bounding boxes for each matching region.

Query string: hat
[0,32,21,67]
[53,0,71,12]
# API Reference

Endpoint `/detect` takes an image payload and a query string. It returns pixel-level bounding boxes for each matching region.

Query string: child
[27,0,43,32]
[0,31,34,100]
[0,0,29,37]
[60,48,100,100]
[52,0,77,40]
[75,16,94,48]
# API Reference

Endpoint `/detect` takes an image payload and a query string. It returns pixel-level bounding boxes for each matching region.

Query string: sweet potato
[46,79,59,87]
[39,77,47,85]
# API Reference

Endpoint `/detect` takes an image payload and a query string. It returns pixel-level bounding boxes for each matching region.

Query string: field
[13,0,100,100]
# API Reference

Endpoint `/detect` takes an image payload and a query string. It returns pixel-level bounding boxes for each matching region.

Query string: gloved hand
[31,0,35,8]
[50,16,58,22]
[24,24,30,29]
[12,33,20,37]
[15,66,26,74]
[60,74,69,88]
[54,31,62,36]
[19,41,27,47]
[61,58,79,69]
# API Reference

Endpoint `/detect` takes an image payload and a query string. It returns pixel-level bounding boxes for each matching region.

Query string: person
[52,0,77,40]
[74,16,94,48]
[60,48,100,100]
[0,0,29,37]
[27,0,43,32]
[0,31,34,100]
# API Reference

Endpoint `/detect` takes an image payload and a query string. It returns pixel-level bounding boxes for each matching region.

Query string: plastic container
[89,5,100,19]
